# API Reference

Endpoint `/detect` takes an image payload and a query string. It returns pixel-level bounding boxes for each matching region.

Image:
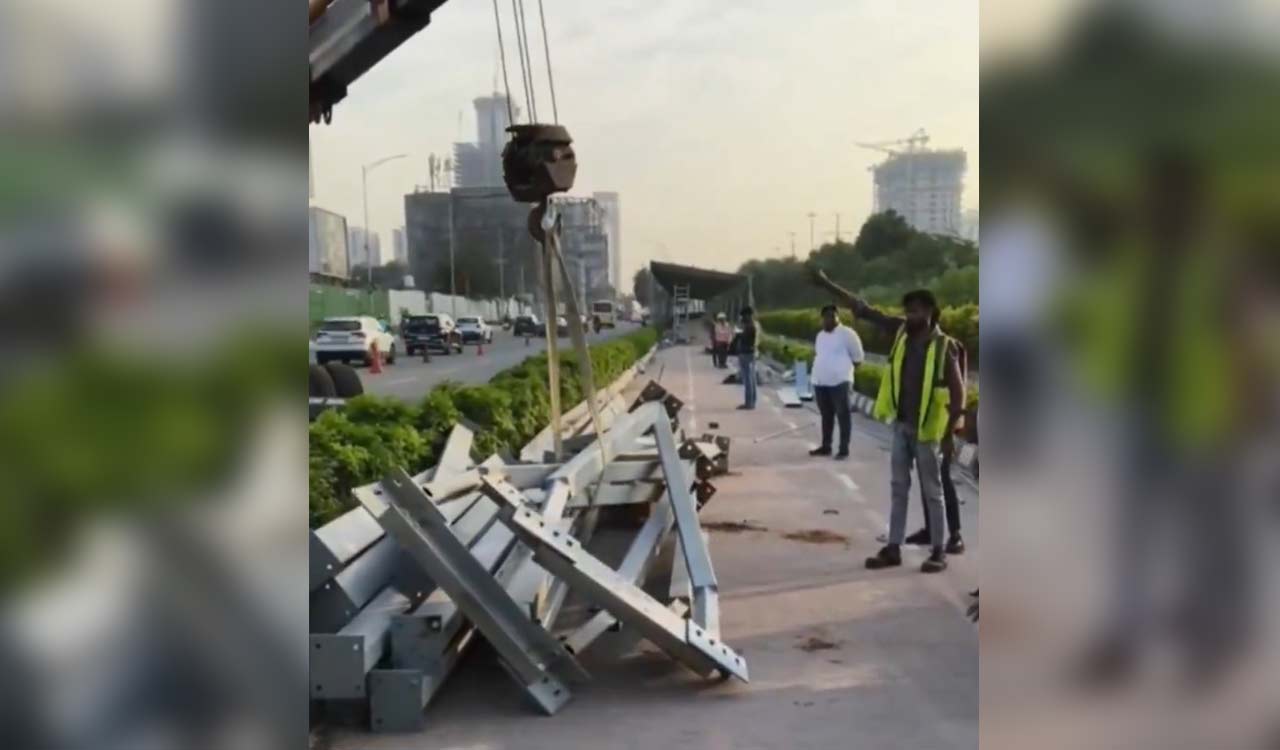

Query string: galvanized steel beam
[370,469,587,715]
[482,477,748,682]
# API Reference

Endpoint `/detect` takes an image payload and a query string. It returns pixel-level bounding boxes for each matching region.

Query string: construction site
[309,2,978,746]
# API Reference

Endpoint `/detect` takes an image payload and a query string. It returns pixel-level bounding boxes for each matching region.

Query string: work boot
[904,528,932,546]
[865,545,902,570]
[835,448,849,460]
[921,548,948,573]
[946,535,966,555]
[809,446,832,457]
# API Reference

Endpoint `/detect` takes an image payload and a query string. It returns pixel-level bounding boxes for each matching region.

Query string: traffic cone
[477,337,485,356]
[369,341,383,374]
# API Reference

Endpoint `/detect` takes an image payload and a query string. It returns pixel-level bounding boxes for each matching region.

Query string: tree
[632,267,654,306]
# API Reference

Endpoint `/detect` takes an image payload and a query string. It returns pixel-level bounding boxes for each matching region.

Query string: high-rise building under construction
[870,149,966,237]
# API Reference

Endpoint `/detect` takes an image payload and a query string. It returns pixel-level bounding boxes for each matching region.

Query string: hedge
[308,327,658,527]
[756,304,980,369]
[758,335,977,410]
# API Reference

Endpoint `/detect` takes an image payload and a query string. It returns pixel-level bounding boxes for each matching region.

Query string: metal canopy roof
[649,261,747,300]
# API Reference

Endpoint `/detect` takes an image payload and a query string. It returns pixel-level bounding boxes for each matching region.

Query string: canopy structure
[648,261,747,301]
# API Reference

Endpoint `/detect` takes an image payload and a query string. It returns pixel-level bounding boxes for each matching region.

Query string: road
[335,323,643,402]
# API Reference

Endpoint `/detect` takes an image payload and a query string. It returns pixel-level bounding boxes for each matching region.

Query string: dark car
[402,314,463,355]
[512,314,543,337]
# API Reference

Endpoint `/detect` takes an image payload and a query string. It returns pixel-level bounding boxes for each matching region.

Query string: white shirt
[812,324,864,386]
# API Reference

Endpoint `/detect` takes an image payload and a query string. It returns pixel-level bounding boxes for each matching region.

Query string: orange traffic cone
[477,337,485,356]
[369,341,383,374]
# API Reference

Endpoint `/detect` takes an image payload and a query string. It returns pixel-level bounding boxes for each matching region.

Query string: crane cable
[510,0,535,122]
[490,0,516,124]
[536,0,559,123]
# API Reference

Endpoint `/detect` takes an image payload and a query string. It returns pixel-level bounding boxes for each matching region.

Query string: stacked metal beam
[308,381,740,733]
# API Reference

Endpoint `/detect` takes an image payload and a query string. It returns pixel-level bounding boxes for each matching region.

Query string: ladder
[673,284,691,344]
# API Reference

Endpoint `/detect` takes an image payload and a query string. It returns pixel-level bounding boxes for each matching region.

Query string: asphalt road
[336,323,644,402]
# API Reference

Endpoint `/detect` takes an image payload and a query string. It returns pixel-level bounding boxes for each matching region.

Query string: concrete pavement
[328,339,978,750]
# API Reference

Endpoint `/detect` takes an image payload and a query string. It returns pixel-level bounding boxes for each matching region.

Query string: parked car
[312,316,397,366]
[512,314,543,337]
[402,314,464,355]
[456,316,493,344]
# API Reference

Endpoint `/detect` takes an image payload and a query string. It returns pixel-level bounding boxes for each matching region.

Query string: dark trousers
[712,342,729,368]
[921,451,962,537]
[814,383,851,452]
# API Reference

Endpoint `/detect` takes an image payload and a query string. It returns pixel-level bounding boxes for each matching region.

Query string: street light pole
[448,196,457,320]
[807,212,816,253]
[360,152,408,291]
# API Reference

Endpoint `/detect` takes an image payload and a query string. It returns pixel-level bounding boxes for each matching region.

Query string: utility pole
[835,212,842,243]
[807,212,816,253]
[448,196,457,320]
[495,228,507,302]
[789,232,797,259]
[362,167,371,289]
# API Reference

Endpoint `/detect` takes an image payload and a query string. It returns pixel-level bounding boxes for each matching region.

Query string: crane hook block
[502,124,577,203]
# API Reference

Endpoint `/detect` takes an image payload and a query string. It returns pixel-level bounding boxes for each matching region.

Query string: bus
[591,300,617,330]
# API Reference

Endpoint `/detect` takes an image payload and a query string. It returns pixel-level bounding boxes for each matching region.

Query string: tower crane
[854,128,931,158]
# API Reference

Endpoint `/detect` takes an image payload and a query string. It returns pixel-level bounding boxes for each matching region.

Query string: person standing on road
[810,304,864,459]
[731,307,760,410]
[712,313,733,369]
[809,267,965,573]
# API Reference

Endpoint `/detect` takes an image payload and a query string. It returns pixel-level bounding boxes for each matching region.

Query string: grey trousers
[888,421,945,549]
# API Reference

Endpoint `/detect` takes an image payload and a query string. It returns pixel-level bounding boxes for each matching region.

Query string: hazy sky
[310,0,979,286]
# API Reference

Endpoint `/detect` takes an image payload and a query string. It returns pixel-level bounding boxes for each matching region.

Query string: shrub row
[308,328,658,528]
[757,304,980,369]
[757,335,977,410]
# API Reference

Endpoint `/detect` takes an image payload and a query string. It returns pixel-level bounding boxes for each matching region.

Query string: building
[403,189,612,306]
[558,197,613,300]
[870,149,966,236]
[453,94,519,189]
[391,227,408,264]
[348,226,381,268]
[592,191,621,292]
[309,206,350,279]
[404,188,540,303]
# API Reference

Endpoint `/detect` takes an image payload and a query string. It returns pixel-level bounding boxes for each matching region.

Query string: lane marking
[833,472,860,492]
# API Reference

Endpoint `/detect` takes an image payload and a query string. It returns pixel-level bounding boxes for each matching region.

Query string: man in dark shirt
[732,307,760,409]
[810,267,965,573]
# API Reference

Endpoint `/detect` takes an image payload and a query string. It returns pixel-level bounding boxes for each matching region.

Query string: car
[512,314,543,337]
[456,316,493,344]
[313,316,397,366]
[402,314,464,355]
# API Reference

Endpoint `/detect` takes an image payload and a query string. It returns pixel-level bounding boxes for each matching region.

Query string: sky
[310,0,979,287]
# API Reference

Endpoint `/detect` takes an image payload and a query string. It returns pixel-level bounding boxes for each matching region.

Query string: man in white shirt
[810,304,864,459]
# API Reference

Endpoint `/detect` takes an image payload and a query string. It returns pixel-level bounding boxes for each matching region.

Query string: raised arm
[806,264,904,335]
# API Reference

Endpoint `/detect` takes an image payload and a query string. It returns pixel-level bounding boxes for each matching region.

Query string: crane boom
[309,0,452,124]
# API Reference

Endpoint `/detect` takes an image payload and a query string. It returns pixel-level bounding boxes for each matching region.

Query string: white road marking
[833,472,860,492]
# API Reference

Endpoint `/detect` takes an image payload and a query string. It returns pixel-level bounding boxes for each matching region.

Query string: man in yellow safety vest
[810,267,966,573]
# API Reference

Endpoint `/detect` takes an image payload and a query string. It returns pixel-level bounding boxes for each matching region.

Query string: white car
[455,315,493,344]
[312,316,397,366]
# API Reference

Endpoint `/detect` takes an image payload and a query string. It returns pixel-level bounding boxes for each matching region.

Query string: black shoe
[904,528,932,546]
[736,404,751,410]
[921,548,948,573]
[835,449,849,460]
[809,446,832,457]
[865,545,902,570]
[946,535,966,555]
